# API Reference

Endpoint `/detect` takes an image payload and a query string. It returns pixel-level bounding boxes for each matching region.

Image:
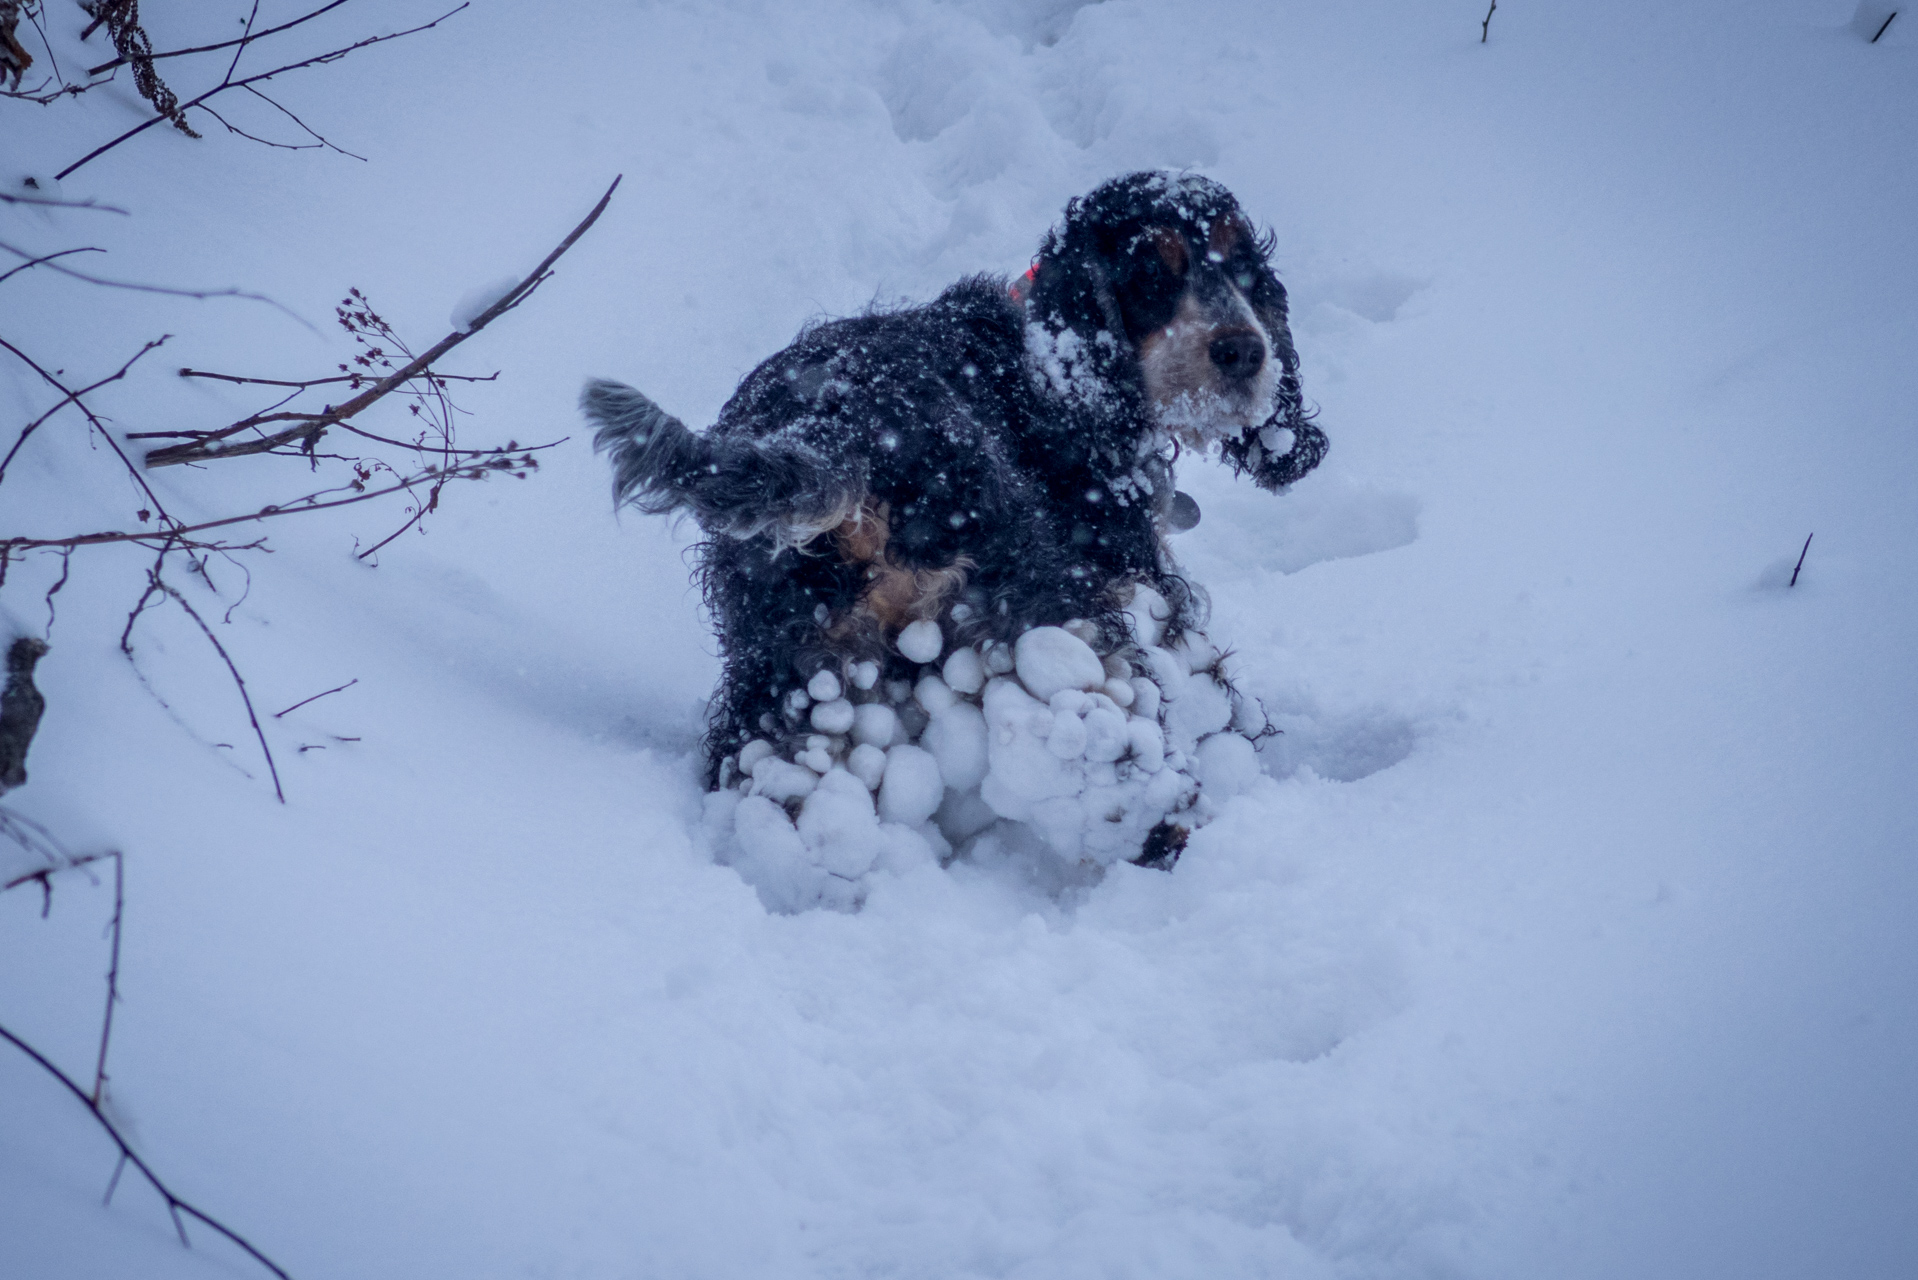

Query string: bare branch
[0,190,130,214]
[143,174,620,468]
[92,850,123,1103]
[0,334,173,516]
[81,0,201,137]
[3,459,516,553]
[0,244,105,289]
[138,562,283,802]
[178,366,499,388]
[86,0,356,75]
[273,677,356,718]
[0,238,299,314]
[240,84,366,161]
[57,3,471,181]
[355,474,445,559]
[0,1021,295,1280]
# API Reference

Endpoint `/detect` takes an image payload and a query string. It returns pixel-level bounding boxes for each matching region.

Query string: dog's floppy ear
[1220,348,1328,491]
[1219,243,1329,490]
[1025,206,1127,352]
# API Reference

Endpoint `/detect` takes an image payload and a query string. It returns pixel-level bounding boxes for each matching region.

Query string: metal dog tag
[1168,490,1201,532]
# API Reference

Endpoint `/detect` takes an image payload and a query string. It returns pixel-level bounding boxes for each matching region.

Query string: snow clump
[700,589,1268,912]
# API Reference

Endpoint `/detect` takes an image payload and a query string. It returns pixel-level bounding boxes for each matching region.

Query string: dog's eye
[1148,228,1187,274]
[1234,271,1254,290]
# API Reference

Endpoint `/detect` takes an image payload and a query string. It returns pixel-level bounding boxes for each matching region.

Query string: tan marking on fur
[1207,216,1246,260]
[830,501,972,630]
[1150,227,1188,274]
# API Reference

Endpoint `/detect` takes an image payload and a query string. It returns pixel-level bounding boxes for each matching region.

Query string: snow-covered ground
[4,1,1916,1276]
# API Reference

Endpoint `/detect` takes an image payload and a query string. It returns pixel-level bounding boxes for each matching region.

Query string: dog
[585,171,1325,866]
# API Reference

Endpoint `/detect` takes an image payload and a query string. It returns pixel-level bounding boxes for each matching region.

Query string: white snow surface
[4,2,1917,1278]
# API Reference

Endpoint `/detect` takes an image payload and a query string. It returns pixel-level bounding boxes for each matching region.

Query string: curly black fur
[587,172,1326,785]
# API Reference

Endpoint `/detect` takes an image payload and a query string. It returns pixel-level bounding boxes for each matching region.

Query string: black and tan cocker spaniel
[585,171,1324,871]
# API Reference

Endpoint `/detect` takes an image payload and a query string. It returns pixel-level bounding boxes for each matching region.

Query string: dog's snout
[1207,330,1265,381]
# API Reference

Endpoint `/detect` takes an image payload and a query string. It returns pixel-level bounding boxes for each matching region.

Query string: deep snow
[4,1,1917,1277]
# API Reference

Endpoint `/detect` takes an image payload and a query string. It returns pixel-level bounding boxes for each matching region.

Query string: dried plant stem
[0,1022,295,1280]
[57,3,469,181]
[143,565,284,802]
[92,849,123,1103]
[1790,533,1813,588]
[142,174,620,468]
[273,677,356,718]
[86,0,354,75]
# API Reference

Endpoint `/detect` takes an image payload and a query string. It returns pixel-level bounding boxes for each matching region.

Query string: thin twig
[178,366,499,388]
[43,545,72,634]
[92,850,123,1104]
[0,191,130,214]
[0,238,298,314]
[143,174,620,468]
[86,0,355,75]
[1789,533,1813,588]
[355,476,443,559]
[1872,12,1897,42]
[225,1,265,84]
[2,455,554,554]
[57,3,470,181]
[241,84,367,161]
[273,677,356,718]
[0,334,174,521]
[0,804,76,871]
[146,570,283,803]
[0,334,168,489]
[0,245,106,288]
[0,1022,295,1280]
[2,848,113,896]
[1481,0,1497,42]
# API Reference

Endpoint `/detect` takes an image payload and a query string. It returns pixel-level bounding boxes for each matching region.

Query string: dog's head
[1024,171,1324,489]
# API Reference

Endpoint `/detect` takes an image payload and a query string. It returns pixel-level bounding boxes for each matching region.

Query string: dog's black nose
[1208,330,1265,381]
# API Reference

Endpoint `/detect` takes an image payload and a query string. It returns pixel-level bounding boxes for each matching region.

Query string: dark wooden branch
[273,677,356,718]
[0,335,166,487]
[85,0,355,75]
[1481,0,1497,42]
[57,3,470,181]
[1,846,138,1107]
[0,1021,294,1280]
[1790,533,1812,588]
[178,366,498,388]
[0,335,174,521]
[0,803,76,872]
[355,476,444,560]
[4,468,425,553]
[0,190,130,213]
[143,174,620,468]
[142,565,283,803]
[0,237,295,312]
[92,848,123,1104]
[0,245,107,289]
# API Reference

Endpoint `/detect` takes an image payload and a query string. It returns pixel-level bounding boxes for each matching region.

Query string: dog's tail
[583,378,712,518]
[582,378,865,546]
